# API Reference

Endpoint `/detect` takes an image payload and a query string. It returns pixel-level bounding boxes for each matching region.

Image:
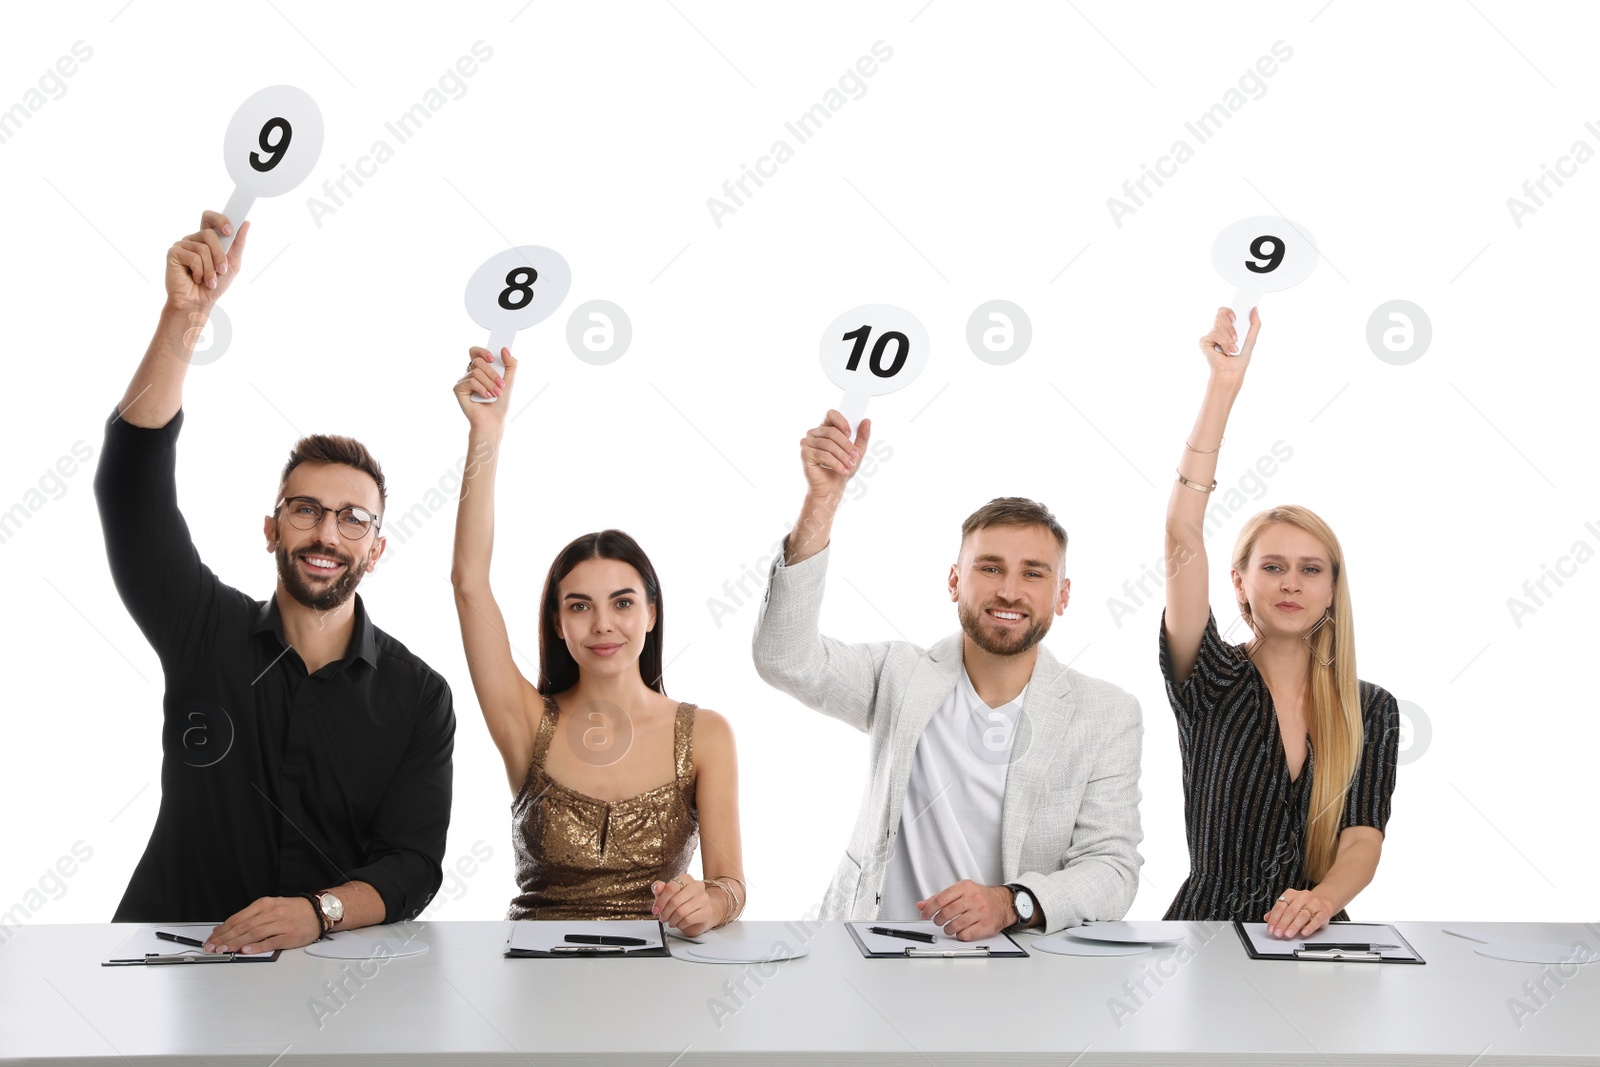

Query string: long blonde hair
[1232,505,1361,883]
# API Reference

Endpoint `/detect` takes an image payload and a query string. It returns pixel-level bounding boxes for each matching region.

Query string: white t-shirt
[876,667,1026,919]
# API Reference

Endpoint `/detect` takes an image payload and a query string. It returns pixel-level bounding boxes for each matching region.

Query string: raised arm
[450,347,540,794]
[1164,308,1260,683]
[119,211,250,427]
[94,211,253,663]
[752,411,895,732]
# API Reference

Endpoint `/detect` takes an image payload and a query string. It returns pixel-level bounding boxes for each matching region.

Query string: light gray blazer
[751,546,1143,935]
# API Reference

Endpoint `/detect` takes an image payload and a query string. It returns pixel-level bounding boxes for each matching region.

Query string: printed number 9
[250,117,292,173]
[841,325,909,378]
[1244,235,1284,274]
[499,267,538,310]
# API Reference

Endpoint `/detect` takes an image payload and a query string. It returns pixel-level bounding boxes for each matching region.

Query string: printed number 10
[841,325,909,378]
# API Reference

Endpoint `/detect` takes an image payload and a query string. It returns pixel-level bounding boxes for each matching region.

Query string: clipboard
[846,921,1029,959]
[504,920,671,959]
[1233,921,1425,964]
[104,925,283,966]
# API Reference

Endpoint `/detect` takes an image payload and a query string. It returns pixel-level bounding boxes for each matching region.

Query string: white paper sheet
[506,920,664,953]
[1240,921,1417,959]
[847,921,1021,956]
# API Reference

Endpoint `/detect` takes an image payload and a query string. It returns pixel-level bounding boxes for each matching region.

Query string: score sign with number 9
[820,303,929,436]
[1210,216,1318,348]
[218,85,324,251]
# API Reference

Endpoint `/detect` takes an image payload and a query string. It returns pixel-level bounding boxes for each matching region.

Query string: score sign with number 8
[218,85,324,252]
[463,245,573,402]
[1210,216,1319,349]
[820,304,929,436]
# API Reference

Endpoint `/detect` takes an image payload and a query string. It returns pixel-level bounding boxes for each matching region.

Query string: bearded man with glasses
[92,210,455,955]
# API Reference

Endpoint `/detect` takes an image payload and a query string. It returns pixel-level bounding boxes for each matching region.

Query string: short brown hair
[960,497,1067,560]
[277,435,387,515]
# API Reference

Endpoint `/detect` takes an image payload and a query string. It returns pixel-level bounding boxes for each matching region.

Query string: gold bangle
[707,878,745,927]
[1176,471,1217,493]
[1184,437,1223,454]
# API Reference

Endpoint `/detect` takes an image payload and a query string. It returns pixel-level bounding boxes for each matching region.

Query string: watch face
[319,893,344,922]
[1014,889,1034,920]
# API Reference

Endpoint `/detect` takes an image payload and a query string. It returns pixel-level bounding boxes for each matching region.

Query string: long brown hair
[537,530,666,697]
[1232,505,1361,883]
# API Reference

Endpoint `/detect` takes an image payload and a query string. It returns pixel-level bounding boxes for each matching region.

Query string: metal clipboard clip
[551,944,626,954]
[906,946,993,958]
[1293,947,1383,961]
[143,950,240,964]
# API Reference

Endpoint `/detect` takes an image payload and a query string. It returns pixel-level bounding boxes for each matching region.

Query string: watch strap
[299,892,331,939]
[1004,883,1032,927]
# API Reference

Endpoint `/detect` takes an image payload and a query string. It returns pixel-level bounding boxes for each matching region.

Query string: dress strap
[531,694,561,769]
[673,702,698,790]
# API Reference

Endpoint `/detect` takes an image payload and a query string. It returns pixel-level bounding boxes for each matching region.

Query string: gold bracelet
[706,878,745,927]
[1184,437,1223,454]
[1176,471,1217,493]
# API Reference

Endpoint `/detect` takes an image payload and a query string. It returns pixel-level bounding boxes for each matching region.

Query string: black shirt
[94,407,454,924]
[1158,609,1399,922]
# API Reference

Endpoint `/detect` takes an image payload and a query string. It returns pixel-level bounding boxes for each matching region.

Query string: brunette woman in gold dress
[450,347,745,935]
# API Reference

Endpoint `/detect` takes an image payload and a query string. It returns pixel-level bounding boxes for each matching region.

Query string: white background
[1,1,1594,929]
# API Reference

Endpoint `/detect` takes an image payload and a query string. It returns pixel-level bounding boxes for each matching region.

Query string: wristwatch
[312,890,345,932]
[1005,883,1035,927]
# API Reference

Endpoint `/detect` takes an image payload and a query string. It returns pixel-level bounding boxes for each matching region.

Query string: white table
[2,920,1597,1064]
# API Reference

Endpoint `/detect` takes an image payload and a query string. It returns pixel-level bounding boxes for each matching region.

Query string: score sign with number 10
[820,303,929,436]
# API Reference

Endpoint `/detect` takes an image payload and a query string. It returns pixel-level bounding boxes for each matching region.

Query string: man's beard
[276,540,366,612]
[958,600,1049,657]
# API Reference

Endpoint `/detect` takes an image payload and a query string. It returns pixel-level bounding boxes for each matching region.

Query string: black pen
[155,931,208,948]
[1300,942,1399,951]
[869,926,937,944]
[563,933,648,947]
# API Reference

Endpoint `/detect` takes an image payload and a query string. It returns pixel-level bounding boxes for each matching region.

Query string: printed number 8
[499,266,538,310]
[250,117,292,173]
[1244,235,1284,274]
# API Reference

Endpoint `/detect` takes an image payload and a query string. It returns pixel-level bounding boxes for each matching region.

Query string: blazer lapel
[999,644,1076,874]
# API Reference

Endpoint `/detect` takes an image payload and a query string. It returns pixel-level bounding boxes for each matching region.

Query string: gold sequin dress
[507,695,699,920]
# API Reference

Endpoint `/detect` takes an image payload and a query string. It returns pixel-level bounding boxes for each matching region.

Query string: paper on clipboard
[1237,921,1423,962]
[846,921,1027,957]
[105,925,281,965]
[506,919,665,954]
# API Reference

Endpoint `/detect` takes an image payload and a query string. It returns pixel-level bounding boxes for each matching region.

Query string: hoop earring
[1302,609,1335,667]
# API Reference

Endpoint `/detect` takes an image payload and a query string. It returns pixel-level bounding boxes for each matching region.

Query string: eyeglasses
[274,496,380,539]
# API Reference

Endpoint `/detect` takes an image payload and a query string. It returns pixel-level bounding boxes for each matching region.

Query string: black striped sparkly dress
[1159,609,1399,922]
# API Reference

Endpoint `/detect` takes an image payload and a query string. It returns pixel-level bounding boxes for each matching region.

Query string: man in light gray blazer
[753,411,1143,939]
